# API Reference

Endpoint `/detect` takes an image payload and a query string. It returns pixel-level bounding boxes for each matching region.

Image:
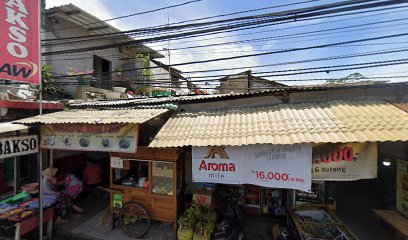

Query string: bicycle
[98,187,152,238]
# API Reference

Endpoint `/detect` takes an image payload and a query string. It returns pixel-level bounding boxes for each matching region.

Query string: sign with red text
[192,144,313,192]
[192,146,244,184]
[0,0,40,84]
[242,144,312,192]
[312,142,377,181]
[41,124,138,153]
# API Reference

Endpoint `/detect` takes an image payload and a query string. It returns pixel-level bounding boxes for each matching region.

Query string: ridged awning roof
[149,100,408,147]
[0,122,30,133]
[14,109,169,124]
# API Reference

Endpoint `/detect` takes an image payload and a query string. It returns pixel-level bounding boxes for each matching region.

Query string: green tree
[326,72,367,84]
[32,64,65,100]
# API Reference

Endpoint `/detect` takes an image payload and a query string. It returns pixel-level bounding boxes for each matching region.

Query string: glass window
[112,159,148,188]
[152,162,174,196]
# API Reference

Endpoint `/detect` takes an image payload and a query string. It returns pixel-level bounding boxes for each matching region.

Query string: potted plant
[66,67,94,86]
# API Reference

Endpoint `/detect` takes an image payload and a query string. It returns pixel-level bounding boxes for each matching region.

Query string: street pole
[38,0,43,239]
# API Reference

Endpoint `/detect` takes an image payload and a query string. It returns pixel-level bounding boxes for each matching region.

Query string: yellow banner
[41,123,138,153]
[396,159,408,217]
[312,142,377,181]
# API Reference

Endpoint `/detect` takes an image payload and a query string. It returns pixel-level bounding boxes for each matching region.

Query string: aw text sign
[0,0,40,84]
[0,135,38,159]
[192,144,312,192]
[312,142,377,180]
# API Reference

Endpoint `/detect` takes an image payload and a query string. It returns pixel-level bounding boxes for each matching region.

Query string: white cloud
[46,0,263,86]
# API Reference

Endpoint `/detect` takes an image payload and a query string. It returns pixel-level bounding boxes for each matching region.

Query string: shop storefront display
[0,191,56,239]
[109,147,184,233]
[288,205,358,240]
[296,182,325,205]
[0,131,38,197]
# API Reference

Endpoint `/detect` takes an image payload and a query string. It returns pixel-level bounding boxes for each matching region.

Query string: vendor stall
[0,192,56,240]
[109,147,184,233]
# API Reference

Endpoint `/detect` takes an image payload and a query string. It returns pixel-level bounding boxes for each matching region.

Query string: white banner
[0,135,38,159]
[242,144,312,192]
[312,142,377,181]
[192,144,312,192]
[41,124,138,153]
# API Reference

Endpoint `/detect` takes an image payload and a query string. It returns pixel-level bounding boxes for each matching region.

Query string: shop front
[13,108,176,238]
[148,99,408,240]
[0,123,56,240]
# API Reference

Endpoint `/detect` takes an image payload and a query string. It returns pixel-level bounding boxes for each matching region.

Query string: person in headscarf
[42,167,59,196]
[42,167,83,220]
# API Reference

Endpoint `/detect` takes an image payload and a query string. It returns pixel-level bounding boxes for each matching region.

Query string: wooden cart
[109,147,184,233]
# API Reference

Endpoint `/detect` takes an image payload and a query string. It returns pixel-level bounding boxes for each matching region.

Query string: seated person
[42,167,59,197]
[42,168,83,220]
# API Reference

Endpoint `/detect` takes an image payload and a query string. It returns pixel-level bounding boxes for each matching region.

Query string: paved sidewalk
[55,209,175,240]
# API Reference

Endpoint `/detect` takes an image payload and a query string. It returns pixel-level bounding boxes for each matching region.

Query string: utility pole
[167,12,171,90]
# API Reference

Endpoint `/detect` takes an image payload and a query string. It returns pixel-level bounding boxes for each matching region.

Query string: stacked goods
[0,206,37,222]
[289,205,358,240]
[178,204,218,240]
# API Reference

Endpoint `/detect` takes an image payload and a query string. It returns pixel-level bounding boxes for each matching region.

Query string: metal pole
[49,149,53,167]
[167,13,171,89]
[38,150,43,240]
[13,157,17,195]
[38,1,43,239]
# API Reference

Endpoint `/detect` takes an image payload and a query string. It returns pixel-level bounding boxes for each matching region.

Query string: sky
[46,0,408,86]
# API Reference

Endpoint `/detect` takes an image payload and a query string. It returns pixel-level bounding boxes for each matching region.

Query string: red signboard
[0,0,40,84]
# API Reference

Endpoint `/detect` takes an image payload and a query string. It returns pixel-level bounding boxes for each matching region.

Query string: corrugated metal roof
[149,100,408,147]
[0,122,30,133]
[14,109,169,124]
[69,82,408,108]
[68,91,278,108]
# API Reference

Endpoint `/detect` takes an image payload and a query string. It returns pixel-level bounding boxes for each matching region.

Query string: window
[152,162,173,196]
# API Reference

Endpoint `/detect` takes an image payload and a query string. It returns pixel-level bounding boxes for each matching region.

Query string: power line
[44,0,363,42]
[147,5,408,48]
[43,11,408,48]
[51,56,408,83]
[148,16,408,51]
[46,30,408,79]
[42,0,402,53]
[41,0,202,33]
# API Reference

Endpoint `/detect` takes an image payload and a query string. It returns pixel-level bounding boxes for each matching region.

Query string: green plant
[31,64,65,100]
[134,53,152,80]
[134,84,149,95]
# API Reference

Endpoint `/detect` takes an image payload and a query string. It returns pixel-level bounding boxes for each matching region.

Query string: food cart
[288,205,359,240]
[109,147,184,234]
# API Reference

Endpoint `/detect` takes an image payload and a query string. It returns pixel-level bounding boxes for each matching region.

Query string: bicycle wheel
[119,201,151,238]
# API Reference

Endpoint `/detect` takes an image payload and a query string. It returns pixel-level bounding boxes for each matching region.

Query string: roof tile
[149,100,408,147]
